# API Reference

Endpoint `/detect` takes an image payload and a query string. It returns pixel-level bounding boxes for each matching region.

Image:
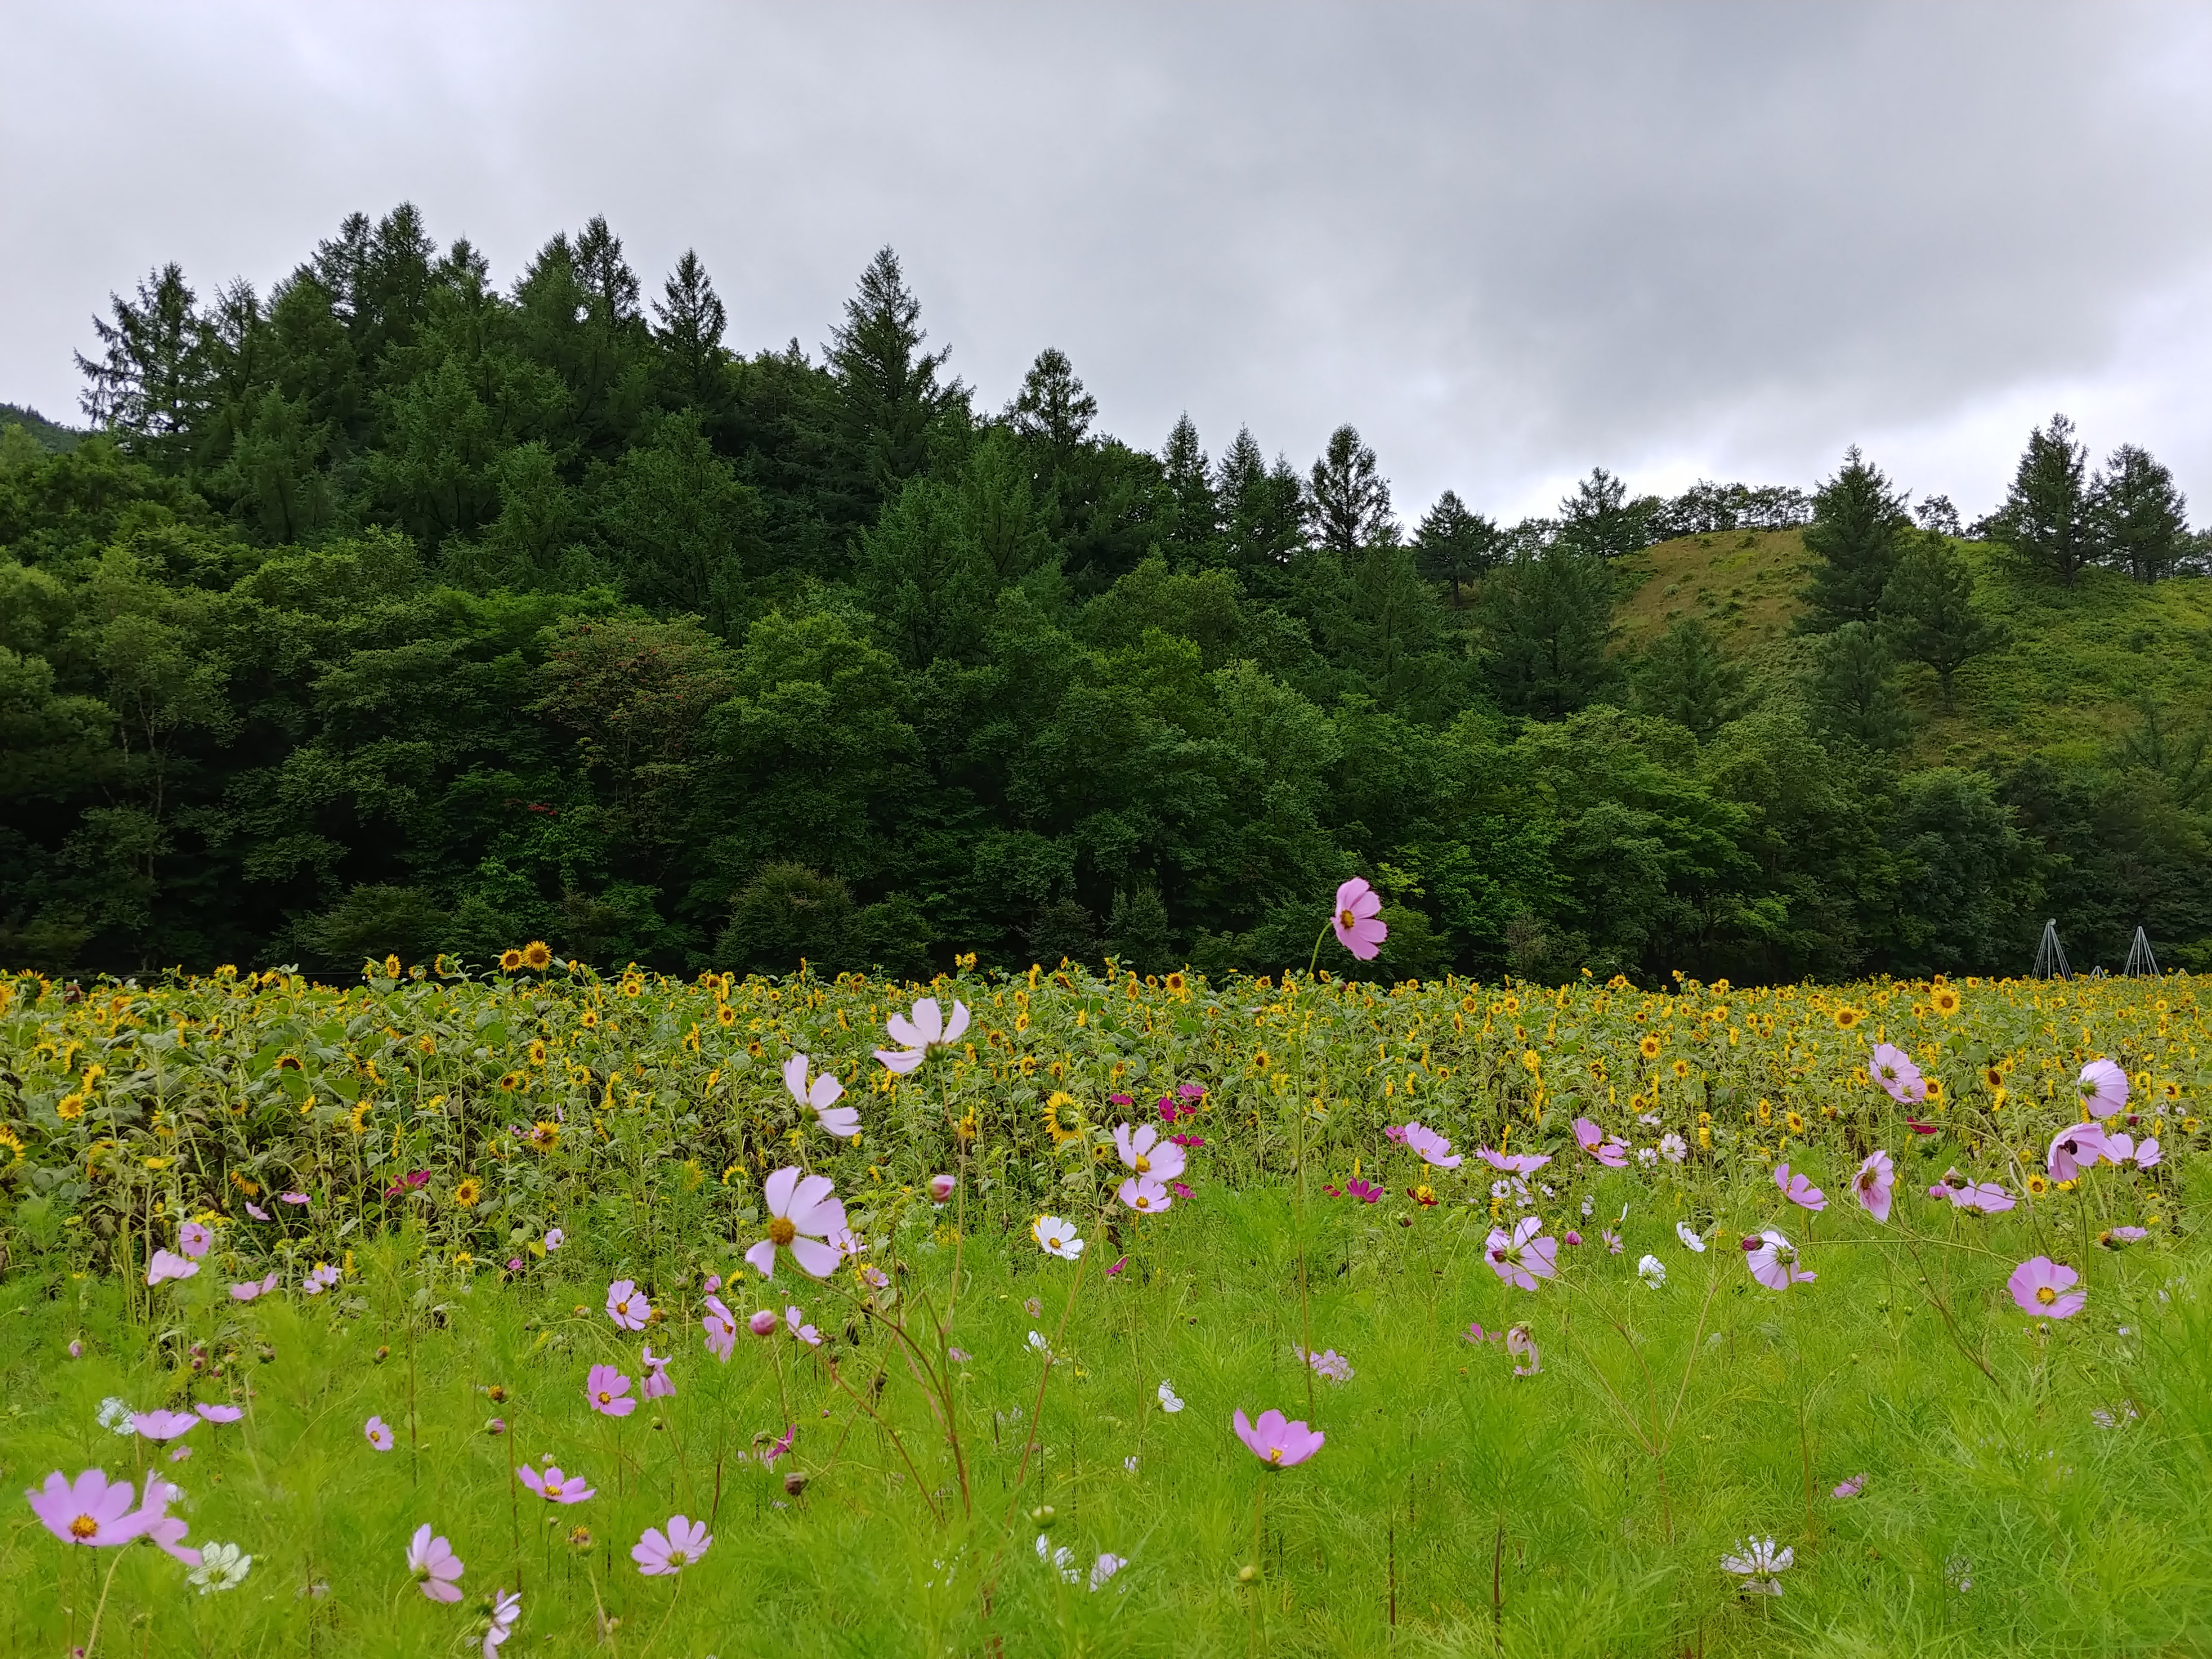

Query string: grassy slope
[1615,530,2212,768]
[0,402,86,452]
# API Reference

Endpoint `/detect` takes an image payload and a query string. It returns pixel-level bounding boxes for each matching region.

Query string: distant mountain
[0,402,87,452]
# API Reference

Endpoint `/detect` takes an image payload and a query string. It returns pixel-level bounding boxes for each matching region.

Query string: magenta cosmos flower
[146,1249,198,1286]
[406,1523,464,1602]
[929,1173,956,1204]
[27,1469,148,1546]
[1744,1230,1815,1291]
[748,1308,778,1336]
[1486,1217,1559,1291]
[516,1463,595,1505]
[2077,1058,2127,1119]
[195,1402,243,1424]
[2008,1256,2085,1318]
[1330,877,1388,960]
[485,1588,521,1657]
[1476,1145,1551,1176]
[605,1280,651,1331]
[633,1514,711,1575]
[701,1296,738,1362]
[1113,1122,1185,1213]
[365,1415,395,1450]
[1400,1122,1462,1170]
[2047,1121,2112,1182]
[229,1273,279,1301]
[744,1167,847,1279]
[133,1409,199,1442]
[586,1364,636,1418]
[641,1346,675,1399]
[1852,1151,1895,1223]
[1773,1163,1826,1212]
[783,1052,860,1139]
[1928,1170,2015,1212]
[1869,1043,1925,1104]
[131,1474,200,1564]
[1572,1117,1629,1169]
[1233,1408,1325,1468]
[179,1220,213,1259]
[873,997,971,1075]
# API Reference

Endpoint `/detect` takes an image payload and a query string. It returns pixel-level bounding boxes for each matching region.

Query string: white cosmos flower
[782,1052,860,1139]
[1032,1215,1084,1260]
[1721,1535,1793,1595]
[1638,1254,1668,1288]
[874,997,972,1075]
[1157,1380,1185,1413]
[189,1541,253,1594]
[1676,1221,1707,1253]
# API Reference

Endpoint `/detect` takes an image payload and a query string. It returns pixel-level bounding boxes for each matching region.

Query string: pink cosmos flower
[485,1588,521,1658]
[1773,1163,1826,1213]
[1475,1146,1551,1175]
[701,1296,737,1362]
[303,1262,339,1294]
[2133,1137,2161,1169]
[1382,1125,1406,1143]
[1464,1321,1498,1344]
[641,1346,675,1400]
[194,1403,243,1424]
[1294,1345,1354,1382]
[280,1193,308,1206]
[245,1202,269,1220]
[365,1415,395,1450]
[1485,1216,1559,1291]
[545,1229,564,1251]
[179,1220,212,1259]
[2047,1122,2111,1182]
[1113,1123,1185,1213]
[1572,1117,1628,1168]
[133,1409,199,1442]
[929,1173,956,1204]
[27,1469,148,1546]
[1928,1171,2015,1213]
[586,1364,636,1418]
[2077,1058,2127,1119]
[744,1167,848,1280]
[1832,1474,1868,1499]
[757,1424,796,1467]
[633,1514,711,1575]
[406,1523,464,1602]
[229,1273,279,1302]
[1233,1407,1325,1468]
[606,1280,651,1331]
[1401,1122,1463,1170]
[129,1474,200,1565]
[2007,1256,2085,1318]
[1506,1325,1541,1376]
[1853,1151,1895,1223]
[1601,1228,1623,1254]
[1744,1230,1815,1291]
[748,1308,778,1337]
[2101,1225,2149,1248]
[783,1052,860,1139]
[1869,1044,1925,1104]
[1331,877,1388,960]
[873,997,971,1075]
[147,1249,199,1286]
[785,1308,822,1347]
[1345,1178,1382,1203]
[516,1463,595,1505]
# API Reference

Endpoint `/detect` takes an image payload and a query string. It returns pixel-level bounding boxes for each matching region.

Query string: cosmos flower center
[1338,908,1356,929]
[70,1514,98,1539]
[1133,1154,1150,1172]
[2036,1285,2056,1305]
[1267,1447,1283,1463]
[1134,1195,1151,1209]
[597,1390,613,1403]
[668,1549,689,1567]
[768,1217,797,1246]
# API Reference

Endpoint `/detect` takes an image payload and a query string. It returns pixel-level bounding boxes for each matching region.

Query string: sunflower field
[1,954,2206,1657]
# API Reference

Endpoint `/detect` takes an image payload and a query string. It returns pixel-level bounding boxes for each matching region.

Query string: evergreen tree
[1800,447,1911,630]
[1216,427,1304,591]
[2089,443,2187,583]
[75,264,210,471]
[1809,621,1910,750]
[595,411,757,633]
[1479,546,1618,717]
[1632,617,1745,737]
[826,247,960,526]
[650,250,730,410]
[1157,414,1218,563]
[1306,424,1395,555]
[1007,347,1097,452]
[1556,467,1659,559]
[1411,489,1500,608]
[1993,414,2091,587]
[1881,534,2003,709]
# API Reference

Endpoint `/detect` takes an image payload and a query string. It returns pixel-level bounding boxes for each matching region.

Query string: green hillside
[1617,527,2212,767]
[0,403,86,453]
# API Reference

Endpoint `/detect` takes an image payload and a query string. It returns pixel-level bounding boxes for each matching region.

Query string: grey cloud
[4,1,2209,522]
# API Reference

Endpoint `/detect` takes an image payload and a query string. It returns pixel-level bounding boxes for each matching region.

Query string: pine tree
[1881,534,2003,709]
[2089,443,2187,583]
[1217,427,1304,591]
[1556,467,1659,559]
[1157,414,1218,562]
[1479,546,1618,717]
[75,263,210,470]
[1994,415,2091,587]
[827,248,959,524]
[1411,489,1501,608]
[1632,617,1745,737]
[651,251,730,406]
[1306,424,1396,555]
[1810,621,1910,749]
[1800,448,1911,629]
[1007,348,1097,452]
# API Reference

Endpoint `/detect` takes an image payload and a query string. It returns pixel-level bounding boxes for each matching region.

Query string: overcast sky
[6,1,2211,522]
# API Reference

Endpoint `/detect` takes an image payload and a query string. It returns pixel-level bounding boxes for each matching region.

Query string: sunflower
[1931,986,1961,1017]
[1983,1065,2005,1089]
[1833,1007,1863,1030]
[528,1122,560,1152]
[57,1093,85,1120]
[1252,1049,1272,1072]
[1607,974,1631,990]
[499,949,525,973]
[1923,1077,1944,1102]
[746,1040,763,1058]
[453,1177,483,1207]
[1461,995,1480,1013]
[620,979,643,1000]
[276,1054,303,1071]
[527,1040,547,1067]
[521,940,553,971]
[1638,1034,1663,1060]
[2025,1173,2050,1197]
[2162,1080,2182,1101]
[1784,1110,1805,1134]
[717,1005,736,1027]
[497,1072,523,1091]
[1671,1058,1690,1079]
[383,954,403,980]
[1756,1098,1773,1126]
[579,1010,599,1029]
[1164,972,1187,994]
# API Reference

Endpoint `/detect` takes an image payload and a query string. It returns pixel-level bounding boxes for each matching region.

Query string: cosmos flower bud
[748,1309,778,1336]
[929,1173,956,1203]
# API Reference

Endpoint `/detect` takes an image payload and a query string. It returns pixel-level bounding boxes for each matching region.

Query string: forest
[3,204,2208,984]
